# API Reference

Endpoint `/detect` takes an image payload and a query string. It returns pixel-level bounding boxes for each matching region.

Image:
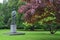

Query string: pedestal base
[10,25,16,33]
[9,32,25,35]
[9,25,25,35]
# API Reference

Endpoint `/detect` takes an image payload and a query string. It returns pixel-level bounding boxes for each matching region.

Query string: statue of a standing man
[11,8,16,25]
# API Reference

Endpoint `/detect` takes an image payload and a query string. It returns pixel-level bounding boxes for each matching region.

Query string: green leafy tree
[0,3,5,28]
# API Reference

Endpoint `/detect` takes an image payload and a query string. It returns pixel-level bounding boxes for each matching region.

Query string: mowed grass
[0,30,60,40]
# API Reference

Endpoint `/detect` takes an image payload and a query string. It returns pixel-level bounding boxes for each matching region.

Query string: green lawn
[0,30,60,40]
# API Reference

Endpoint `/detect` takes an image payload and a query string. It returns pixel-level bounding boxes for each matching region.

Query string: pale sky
[0,0,3,3]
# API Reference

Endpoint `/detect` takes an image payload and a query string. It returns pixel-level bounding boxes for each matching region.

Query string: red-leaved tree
[18,0,60,34]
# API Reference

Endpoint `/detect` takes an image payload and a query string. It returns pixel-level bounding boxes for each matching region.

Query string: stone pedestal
[10,25,16,33]
[9,24,25,35]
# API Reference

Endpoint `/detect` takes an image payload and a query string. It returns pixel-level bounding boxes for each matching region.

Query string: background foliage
[0,0,60,33]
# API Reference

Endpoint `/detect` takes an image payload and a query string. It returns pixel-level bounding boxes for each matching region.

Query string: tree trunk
[30,25,35,31]
[50,26,57,34]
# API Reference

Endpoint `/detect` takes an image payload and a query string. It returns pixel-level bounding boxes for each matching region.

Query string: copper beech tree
[18,0,60,34]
